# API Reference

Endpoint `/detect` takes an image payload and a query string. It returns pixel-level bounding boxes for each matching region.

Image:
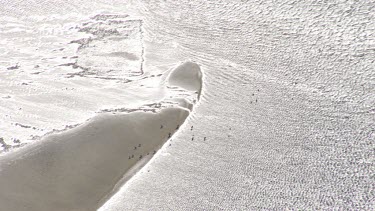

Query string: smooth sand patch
[0,108,189,211]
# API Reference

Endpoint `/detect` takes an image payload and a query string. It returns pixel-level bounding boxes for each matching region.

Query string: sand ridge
[0,61,203,211]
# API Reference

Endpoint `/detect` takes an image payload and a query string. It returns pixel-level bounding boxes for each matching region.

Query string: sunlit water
[0,0,374,209]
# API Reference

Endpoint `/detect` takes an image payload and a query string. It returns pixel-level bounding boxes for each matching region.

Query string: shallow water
[0,0,374,210]
[101,0,375,210]
[0,8,180,150]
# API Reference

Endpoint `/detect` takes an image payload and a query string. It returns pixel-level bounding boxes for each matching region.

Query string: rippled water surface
[0,0,374,210]
[102,1,375,210]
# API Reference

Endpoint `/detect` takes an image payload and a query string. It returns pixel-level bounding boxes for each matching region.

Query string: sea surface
[1,0,374,210]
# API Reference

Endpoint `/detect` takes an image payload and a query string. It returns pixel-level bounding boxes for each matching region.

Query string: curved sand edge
[0,61,203,211]
[168,61,203,99]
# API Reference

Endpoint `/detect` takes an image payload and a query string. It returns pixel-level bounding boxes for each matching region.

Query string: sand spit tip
[0,61,204,211]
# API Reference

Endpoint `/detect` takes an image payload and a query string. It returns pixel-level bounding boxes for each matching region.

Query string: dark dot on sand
[134,146,137,150]
[139,144,141,147]
[168,133,171,138]
[191,126,193,130]
[176,125,179,130]
[160,125,163,129]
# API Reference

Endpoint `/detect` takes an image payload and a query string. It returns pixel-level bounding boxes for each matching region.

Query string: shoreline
[0,61,203,211]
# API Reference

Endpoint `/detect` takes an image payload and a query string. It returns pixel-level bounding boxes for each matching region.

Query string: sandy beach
[0,61,202,210]
[0,0,374,210]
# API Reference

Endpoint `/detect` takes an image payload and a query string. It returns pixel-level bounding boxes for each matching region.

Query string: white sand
[0,61,203,210]
[168,61,203,98]
[0,108,188,211]
[2,0,373,210]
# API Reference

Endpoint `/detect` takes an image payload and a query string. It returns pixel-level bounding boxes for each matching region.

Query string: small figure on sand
[191,126,193,131]
[134,146,137,150]
[160,125,164,129]
[139,155,142,159]
[139,143,141,147]
[176,124,180,130]
[204,137,206,141]
[192,136,194,141]
[168,133,171,138]
[153,150,156,154]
